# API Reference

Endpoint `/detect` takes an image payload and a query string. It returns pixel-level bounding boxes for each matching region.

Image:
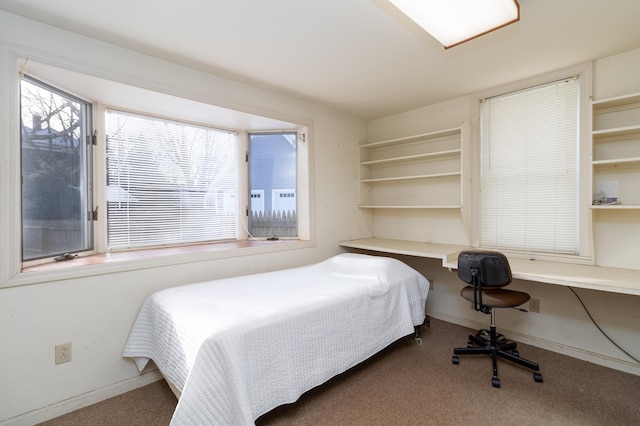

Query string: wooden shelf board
[592,157,640,166]
[593,92,640,109]
[592,125,640,137]
[361,171,461,183]
[357,205,462,209]
[360,127,462,149]
[589,204,640,210]
[360,149,461,166]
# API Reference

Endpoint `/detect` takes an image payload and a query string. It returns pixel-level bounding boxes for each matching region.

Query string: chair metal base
[452,310,543,388]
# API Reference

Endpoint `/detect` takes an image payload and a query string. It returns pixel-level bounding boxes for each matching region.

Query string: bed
[122,253,430,425]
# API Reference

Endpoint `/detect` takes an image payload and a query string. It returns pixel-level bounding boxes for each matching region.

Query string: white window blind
[105,110,238,249]
[480,77,579,255]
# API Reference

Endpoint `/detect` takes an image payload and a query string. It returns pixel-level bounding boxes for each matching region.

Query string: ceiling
[2,0,640,120]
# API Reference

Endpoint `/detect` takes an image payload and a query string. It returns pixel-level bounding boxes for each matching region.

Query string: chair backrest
[457,250,512,288]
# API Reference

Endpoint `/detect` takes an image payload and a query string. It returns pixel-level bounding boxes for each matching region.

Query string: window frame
[247,131,299,239]
[470,63,594,264]
[3,53,314,288]
[20,75,95,263]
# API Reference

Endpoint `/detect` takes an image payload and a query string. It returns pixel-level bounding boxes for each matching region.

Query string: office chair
[451,250,543,388]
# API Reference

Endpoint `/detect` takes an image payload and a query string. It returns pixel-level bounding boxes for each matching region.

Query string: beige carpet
[40,319,640,425]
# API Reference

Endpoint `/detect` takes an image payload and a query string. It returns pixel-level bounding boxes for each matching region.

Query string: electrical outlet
[55,342,72,365]
[529,298,540,313]
[429,279,435,291]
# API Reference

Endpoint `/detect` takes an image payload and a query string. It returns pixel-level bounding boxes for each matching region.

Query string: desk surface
[339,238,640,296]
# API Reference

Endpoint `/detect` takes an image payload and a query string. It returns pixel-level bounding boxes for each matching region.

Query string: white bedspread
[122,253,429,425]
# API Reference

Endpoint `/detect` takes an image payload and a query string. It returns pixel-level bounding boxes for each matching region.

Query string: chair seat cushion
[461,286,530,308]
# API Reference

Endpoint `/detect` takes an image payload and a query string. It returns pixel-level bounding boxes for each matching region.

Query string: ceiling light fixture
[388,0,520,49]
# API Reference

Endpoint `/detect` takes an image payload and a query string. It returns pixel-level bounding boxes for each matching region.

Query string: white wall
[0,11,367,424]
[2,9,639,424]
[366,48,640,378]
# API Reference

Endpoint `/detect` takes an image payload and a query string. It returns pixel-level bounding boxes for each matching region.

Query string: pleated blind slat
[480,78,579,254]
[105,110,238,250]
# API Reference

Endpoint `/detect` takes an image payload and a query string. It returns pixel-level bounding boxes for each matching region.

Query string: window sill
[9,239,313,288]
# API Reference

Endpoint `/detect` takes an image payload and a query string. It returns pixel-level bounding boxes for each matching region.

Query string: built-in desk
[339,238,468,266]
[339,238,640,296]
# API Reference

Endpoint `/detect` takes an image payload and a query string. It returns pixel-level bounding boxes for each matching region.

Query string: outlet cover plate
[55,342,72,365]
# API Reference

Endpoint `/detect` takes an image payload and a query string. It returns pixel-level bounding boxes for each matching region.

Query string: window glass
[20,76,93,261]
[105,110,238,249]
[248,133,297,238]
[480,77,580,255]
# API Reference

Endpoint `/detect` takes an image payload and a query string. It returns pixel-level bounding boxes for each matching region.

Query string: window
[248,133,297,238]
[479,77,580,255]
[14,60,309,276]
[20,76,93,261]
[6,58,312,285]
[105,110,238,249]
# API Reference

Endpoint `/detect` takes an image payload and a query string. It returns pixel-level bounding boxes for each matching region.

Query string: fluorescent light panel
[388,0,520,49]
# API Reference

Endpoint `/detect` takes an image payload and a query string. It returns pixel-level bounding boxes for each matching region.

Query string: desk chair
[451,250,543,388]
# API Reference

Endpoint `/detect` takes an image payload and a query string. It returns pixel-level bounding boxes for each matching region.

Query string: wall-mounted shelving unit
[358,123,470,210]
[590,92,640,269]
[591,92,640,209]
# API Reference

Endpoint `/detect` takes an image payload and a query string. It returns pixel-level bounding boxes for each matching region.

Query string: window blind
[480,77,579,254]
[105,110,238,249]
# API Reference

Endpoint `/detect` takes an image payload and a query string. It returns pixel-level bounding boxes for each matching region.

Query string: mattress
[122,253,429,425]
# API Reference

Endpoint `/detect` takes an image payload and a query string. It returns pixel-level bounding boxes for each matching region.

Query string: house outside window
[248,133,297,238]
[250,190,265,214]
[272,189,296,213]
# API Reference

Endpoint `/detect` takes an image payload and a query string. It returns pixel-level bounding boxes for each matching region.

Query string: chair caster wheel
[491,377,501,388]
[534,371,543,383]
[452,356,459,365]
[512,349,519,357]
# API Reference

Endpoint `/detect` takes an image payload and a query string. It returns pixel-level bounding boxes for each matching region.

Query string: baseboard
[429,310,640,377]
[0,370,163,426]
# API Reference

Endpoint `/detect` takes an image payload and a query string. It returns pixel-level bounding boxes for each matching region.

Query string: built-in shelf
[359,123,469,211]
[592,92,640,109]
[360,148,461,167]
[360,171,461,183]
[359,128,463,149]
[589,204,640,210]
[356,122,472,243]
[591,92,640,208]
[592,124,640,137]
[592,157,640,166]
[357,205,462,209]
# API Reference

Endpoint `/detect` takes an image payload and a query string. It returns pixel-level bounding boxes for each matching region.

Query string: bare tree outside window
[105,110,238,249]
[20,76,93,261]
